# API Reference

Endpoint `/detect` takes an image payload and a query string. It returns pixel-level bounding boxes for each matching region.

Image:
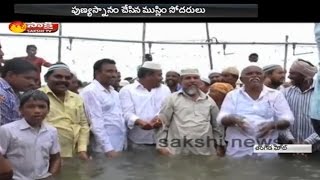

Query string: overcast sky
[0,23,318,83]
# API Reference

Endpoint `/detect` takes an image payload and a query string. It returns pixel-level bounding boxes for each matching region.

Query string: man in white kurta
[156,69,226,156]
[217,63,294,159]
[119,62,171,148]
[80,59,127,158]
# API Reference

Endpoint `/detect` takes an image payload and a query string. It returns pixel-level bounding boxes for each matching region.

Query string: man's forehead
[52,69,71,75]
[166,71,179,75]
[182,74,200,78]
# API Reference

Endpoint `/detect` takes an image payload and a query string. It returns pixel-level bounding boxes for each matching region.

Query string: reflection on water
[56,152,320,180]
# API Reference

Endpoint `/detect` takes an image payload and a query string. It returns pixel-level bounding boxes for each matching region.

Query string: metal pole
[0,33,316,46]
[57,23,62,62]
[142,23,146,64]
[283,35,289,72]
[205,23,213,70]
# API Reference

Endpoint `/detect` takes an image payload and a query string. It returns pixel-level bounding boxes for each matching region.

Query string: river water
[55,152,320,180]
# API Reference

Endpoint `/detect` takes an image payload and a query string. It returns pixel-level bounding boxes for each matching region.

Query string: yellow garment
[39,86,90,158]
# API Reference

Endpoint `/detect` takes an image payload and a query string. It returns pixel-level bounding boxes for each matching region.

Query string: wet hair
[20,90,50,108]
[1,58,38,78]
[77,80,82,87]
[144,54,153,61]
[44,62,69,80]
[249,53,258,58]
[26,45,37,51]
[137,67,156,78]
[93,58,116,78]
[124,77,133,81]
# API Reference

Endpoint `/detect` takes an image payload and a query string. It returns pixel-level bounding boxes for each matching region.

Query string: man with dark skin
[280,59,319,156]
[68,73,83,94]
[221,67,239,88]
[0,58,38,125]
[249,53,259,63]
[119,62,171,149]
[112,71,121,92]
[20,45,52,88]
[81,59,127,158]
[0,148,13,180]
[217,64,294,158]
[40,63,90,161]
[208,71,222,85]
[165,70,181,93]
[263,64,286,89]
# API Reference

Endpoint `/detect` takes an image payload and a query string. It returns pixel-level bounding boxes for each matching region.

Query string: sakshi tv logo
[9,21,59,33]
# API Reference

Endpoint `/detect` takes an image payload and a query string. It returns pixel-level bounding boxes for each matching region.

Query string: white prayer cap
[166,70,180,76]
[201,77,211,85]
[120,80,130,87]
[208,67,221,75]
[222,66,240,76]
[141,61,161,70]
[180,68,200,76]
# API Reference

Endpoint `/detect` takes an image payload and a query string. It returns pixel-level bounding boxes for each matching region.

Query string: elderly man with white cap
[280,59,320,154]
[156,68,225,156]
[119,62,171,152]
[217,63,294,159]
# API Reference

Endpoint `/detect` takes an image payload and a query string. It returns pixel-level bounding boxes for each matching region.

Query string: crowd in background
[0,23,320,180]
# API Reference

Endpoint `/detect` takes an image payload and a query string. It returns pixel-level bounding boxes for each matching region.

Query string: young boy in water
[0,90,61,180]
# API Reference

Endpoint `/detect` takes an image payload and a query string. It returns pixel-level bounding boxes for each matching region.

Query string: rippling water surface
[55,151,320,180]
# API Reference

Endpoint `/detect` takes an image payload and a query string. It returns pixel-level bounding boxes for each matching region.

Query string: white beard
[185,86,198,96]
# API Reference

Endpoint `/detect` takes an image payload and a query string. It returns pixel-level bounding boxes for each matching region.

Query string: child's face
[20,99,49,126]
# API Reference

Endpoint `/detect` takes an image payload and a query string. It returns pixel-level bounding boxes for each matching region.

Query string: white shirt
[119,81,171,144]
[217,86,294,158]
[0,119,60,180]
[80,80,127,152]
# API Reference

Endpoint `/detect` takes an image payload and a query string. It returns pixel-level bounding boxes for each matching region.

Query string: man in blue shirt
[0,58,38,125]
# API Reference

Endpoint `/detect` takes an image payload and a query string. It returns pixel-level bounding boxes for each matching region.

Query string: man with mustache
[0,58,38,125]
[156,68,225,156]
[217,63,294,159]
[263,64,286,90]
[280,59,320,153]
[80,59,127,158]
[165,70,181,93]
[39,63,90,160]
[119,62,171,152]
